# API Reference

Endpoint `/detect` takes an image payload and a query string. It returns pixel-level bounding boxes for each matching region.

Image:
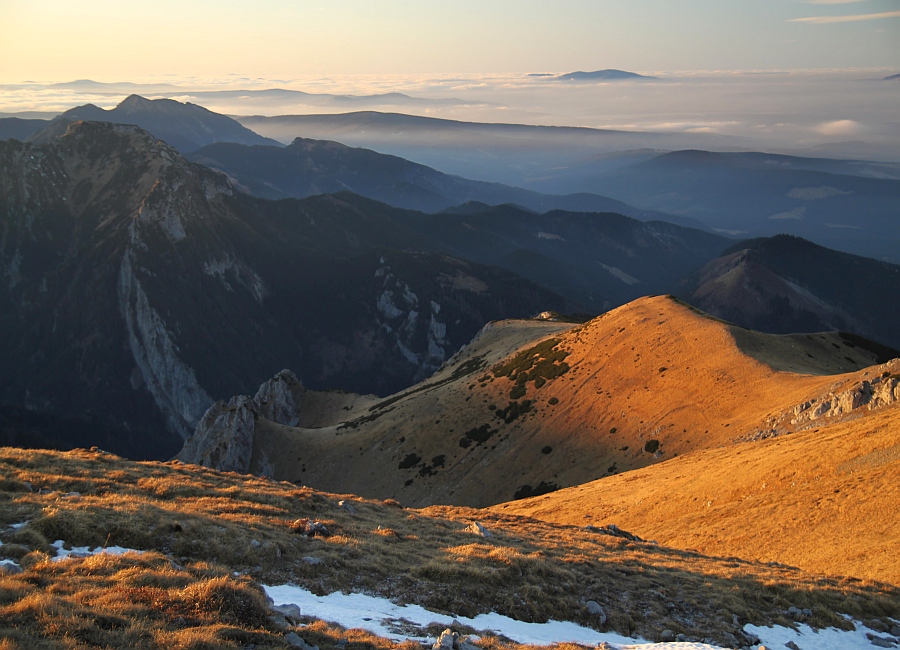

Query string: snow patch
[746,618,892,650]
[50,539,144,562]
[263,584,724,649]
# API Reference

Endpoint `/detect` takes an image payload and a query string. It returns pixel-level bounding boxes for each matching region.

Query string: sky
[1,0,898,81]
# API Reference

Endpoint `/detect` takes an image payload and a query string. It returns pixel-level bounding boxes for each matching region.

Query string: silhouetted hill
[58,95,282,152]
[0,117,49,142]
[556,69,656,81]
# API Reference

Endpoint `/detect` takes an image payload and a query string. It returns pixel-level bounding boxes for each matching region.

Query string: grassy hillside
[216,296,895,508]
[2,447,899,648]
[497,399,900,585]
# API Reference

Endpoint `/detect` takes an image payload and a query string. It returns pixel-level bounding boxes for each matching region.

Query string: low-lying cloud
[790,10,900,23]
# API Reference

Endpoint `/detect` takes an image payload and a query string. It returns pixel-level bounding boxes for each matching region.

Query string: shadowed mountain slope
[181,296,898,509]
[0,121,571,459]
[528,150,900,262]
[682,234,900,350]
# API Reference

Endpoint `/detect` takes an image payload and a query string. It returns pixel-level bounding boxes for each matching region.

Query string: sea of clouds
[1,68,898,159]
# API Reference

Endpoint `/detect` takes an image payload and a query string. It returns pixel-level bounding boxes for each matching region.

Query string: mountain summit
[57,95,281,152]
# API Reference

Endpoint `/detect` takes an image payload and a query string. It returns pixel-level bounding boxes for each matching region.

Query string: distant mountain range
[187,137,706,229]
[235,111,742,186]
[556,69,656,81]
[528,149,900,262]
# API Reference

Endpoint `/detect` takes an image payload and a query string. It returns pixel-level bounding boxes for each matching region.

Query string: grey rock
[660,630,675,642]
[869,620,890,633]
[466,522,492,537]
[676,634,687,642]
[0,560,23,575]
[177,369,306,472]
[253,370,305,426]
[62,491,81,499]
[433,628,459,650]
[178,395,256,472]
[785,641,801,650]
[250,539,262,548]
[22,482,32,492]
[868,636,896,648]
[272,603,304,622]
[301,556,323,565]
[585,600,607,625]
[892,625,900,637]
[337,500,357,514]
[285,632,318,650]
[119,248,214,439]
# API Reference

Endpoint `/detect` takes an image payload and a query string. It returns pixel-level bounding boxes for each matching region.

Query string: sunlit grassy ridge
[2,448,900,648]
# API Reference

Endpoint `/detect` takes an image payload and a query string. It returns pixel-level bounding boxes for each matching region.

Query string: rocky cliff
[0,121,571,458]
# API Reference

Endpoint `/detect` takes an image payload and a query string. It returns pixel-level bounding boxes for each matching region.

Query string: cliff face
[0,121,570,458]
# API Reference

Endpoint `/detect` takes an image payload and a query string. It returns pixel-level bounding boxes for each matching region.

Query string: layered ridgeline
[0,121,574,458]
[180,295,899,509]
[186,136,694,225]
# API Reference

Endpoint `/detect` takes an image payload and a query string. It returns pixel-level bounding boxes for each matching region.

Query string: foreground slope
[182,296,897,508]
[497,395,900,585]
[2,447,899,649]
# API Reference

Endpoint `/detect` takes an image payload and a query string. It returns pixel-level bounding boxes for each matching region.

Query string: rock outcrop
[178,370,304,473]
[790,369,900,426]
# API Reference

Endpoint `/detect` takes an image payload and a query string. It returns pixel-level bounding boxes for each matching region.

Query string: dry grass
[2,447,900,648]
[242,296,892,511]
[499,402,900,586]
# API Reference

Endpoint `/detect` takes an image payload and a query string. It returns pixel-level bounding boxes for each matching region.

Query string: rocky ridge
[0,121,571,458]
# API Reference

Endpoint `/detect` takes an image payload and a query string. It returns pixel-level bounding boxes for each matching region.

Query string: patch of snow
[263,584,724,649]
[10,522,28,530]
[50,539,144,562]
[0,559,20,569]
[746,618,891,649]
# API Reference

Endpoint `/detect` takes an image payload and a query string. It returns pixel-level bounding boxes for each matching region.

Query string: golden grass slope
[245,295,891,508]
[496,401,900,586]
[2,447,900,648]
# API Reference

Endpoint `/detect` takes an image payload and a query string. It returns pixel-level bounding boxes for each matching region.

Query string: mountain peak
[118,94,154,108]
[557,69,656,81]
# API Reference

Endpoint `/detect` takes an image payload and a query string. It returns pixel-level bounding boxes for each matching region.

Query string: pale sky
[1,0,898,82]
